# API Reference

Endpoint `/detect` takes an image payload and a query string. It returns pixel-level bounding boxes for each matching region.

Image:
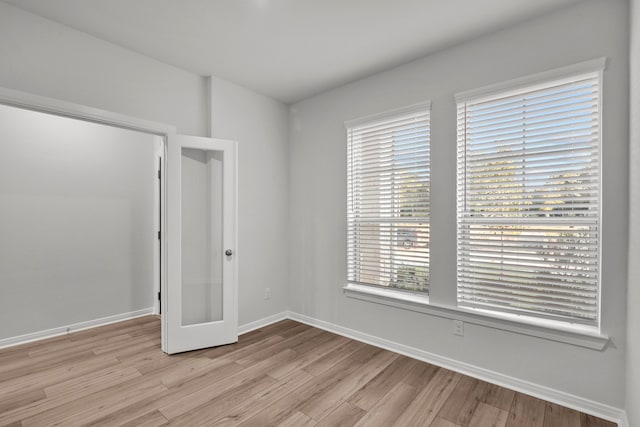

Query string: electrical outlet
[453,320,464,336]
[264,288,271,300]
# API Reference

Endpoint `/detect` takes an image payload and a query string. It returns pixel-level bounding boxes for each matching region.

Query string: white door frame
[0,86,175,331]
[0,87,176,137]
[153,139,165,316]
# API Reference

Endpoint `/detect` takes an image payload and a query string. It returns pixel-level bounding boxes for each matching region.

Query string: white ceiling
[5,0,584,104]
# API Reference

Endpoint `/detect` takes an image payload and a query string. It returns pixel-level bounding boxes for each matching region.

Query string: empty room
[0,0,638,426]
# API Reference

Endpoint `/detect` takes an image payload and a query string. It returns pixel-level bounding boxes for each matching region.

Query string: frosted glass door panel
[164,134,237,354]
[181,148,223,326]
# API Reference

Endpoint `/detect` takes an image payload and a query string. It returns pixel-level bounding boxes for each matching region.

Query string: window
[346,103,430,294]
[456,60,604,327]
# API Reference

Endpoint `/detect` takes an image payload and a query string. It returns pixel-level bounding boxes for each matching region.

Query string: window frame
[345,101,432,298]
[454,58,606,331]
[343,60,609,349]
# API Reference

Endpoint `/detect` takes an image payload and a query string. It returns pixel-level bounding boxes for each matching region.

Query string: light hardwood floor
[0,316,616,427]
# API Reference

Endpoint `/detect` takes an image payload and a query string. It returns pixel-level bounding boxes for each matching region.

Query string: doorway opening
[0,93,169,345]
[0,87,238,355]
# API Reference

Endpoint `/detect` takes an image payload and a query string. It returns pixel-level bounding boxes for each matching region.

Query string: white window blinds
[347,103,430,293]
[456,64,603,325]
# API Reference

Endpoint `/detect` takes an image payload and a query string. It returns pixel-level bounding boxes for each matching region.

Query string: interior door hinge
[157,169,161,179]
[158,291,161,301]
[157,230,161,240]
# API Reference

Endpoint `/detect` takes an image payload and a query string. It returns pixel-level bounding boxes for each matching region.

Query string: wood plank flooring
[0,316,617,427]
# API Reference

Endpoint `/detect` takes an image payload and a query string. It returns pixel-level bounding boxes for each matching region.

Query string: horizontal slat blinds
[347,105,430,293]
[456,71,601,325]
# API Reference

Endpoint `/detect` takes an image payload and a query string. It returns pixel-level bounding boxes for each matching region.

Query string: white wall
[288,0,629,408]
[210,76,290,326]
[0,104,157,340]
[627,0,640,424]
[0,1,208,136]
[0,2,292,335]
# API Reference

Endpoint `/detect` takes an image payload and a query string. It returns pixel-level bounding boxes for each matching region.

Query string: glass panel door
[163,135,237,354]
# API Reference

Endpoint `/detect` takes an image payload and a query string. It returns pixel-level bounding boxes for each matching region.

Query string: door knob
[225,249,233,256]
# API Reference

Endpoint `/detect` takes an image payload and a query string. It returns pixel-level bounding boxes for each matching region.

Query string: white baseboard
[0,308,155,350]
[286,311,627,427]
[238,311,289,335]
[619,412,630,427]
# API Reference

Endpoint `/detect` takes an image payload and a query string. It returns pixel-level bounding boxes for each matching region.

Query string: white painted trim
[344,285,609,350]
[152,137,165,316]
[0,86,176,135]
[455,57,607,103]
[344,100,431,129]
[0,85,174,353]
[619,412,629,427]
[238,312,289,335]
[0,308,155,350]
[286,310,625,426]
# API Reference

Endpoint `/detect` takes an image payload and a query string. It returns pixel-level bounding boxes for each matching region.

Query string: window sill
[343,284,609,350]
